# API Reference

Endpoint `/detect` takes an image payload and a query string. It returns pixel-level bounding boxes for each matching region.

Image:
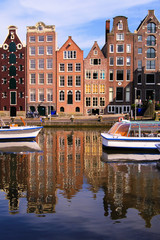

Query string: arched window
[9,65,16,76]
[9,42,16,52]
[147,35,156,46]
[147,22,156,33]
[59,91,64,101]
[147,48,156,58]
[60,107,64,112]
[67,91,73,104]
[76,90,81,101]
[9,53,16,64]
[9,78,16,89]
[75,107,80,112]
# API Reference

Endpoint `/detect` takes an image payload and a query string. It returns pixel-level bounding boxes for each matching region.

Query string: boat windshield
[108,122,130,136]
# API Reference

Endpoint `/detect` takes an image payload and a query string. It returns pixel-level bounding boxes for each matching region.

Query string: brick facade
[56,36,84,115]
[0,26,25,117]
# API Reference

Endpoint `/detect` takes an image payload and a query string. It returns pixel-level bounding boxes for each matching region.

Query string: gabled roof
[85,41,105,59]
[136,10,160,32]
[58,36,83,52]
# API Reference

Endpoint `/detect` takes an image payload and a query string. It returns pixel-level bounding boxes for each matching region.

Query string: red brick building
[134,10,160,104]
[102,16,134,114]
[26,22,57,116]
[84,41,107,115]
[56,36,84,114]
[0,26,26,117]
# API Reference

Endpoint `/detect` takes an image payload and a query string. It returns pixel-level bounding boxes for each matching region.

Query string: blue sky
[0,0,160,57]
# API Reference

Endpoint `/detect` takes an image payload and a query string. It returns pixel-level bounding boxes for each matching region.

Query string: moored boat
[0,119,43,141]
[101,120,160,150]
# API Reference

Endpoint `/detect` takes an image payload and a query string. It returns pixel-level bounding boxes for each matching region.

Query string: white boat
[0,141,42,154]
[0,125,43,141]
[101,120,160,150]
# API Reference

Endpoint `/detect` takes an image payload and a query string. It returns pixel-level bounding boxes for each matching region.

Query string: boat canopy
[108,120,160,137]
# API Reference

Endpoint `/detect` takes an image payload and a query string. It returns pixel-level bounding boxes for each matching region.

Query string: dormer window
[118,21,123,30]
[38,25,43,31]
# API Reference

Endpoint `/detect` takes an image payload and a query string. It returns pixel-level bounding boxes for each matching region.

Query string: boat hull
[0,126,43,141]
[101,133,160,150]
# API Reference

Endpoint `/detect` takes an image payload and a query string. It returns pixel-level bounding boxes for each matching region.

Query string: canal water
[0,128,160,240]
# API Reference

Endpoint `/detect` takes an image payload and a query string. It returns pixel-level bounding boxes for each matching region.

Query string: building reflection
[0,129,160,227]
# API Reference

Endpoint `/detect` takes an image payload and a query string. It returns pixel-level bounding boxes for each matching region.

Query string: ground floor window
[108,105,130,114]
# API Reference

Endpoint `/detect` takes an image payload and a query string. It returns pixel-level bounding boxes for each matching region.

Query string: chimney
[105,20,110,43]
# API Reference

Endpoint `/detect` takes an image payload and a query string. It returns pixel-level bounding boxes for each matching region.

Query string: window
[117,70,123,81]
[99,84,105,94]
[29,36,35,42]
[19,65,23,71]
[126,57,131,66]
[127,70,130,81]
[93,70,98,79]
[60,76,65,86]
[92,84,98,94]
[67,91,73,104]
[93,97,98,106]
[138,60,142,70]
[75,107,80,112]
[10,92,16,105]
[109,70,114,81]
[138,35,142,42]
[47,59,53,69]
[147,35,156,46]
[39,73,44,84]
[85,84,91,94]
[38,35,44,42]
[94,50,98,55]
[38,46,44,55]
[138,48,142,54]
[47,35,53,42]
[68,76,73,86]
[47,46,53,55]
[38,89,44,101]
[76,76,81,86]
[147,22,156,33]
[47,89,53,101]
[85,70,91,79]
[30,89,36,102]
[146,89,154,100]
[138,74,142,84]
[116,33,124,41]
[59,63,65,72]
[109,57,114,66]
[100,97,105,106]
[126,87,130,102]
[116,87,123,101]
[86,97,91,106]
[30,46,35,55]
[118,21,123,30]
[117,57,123,65]
[76,63,81,72]
[109,87,113,102]
[47,73,53,84]
[116,44,124,53]
[126,44,131,53]
[60,107,64,112]
[2,78,7,84]
[9,54,16,64]
[30,59,35,69]
[110,44,114,53]
[90,59,101,65]
[146,74,155,84]
[146,60,155,69]
[38,59,44,69]
[76,90,81,101]
[9,66,16,76]
[59,91,65,101]
[19,92,23,98]
[30,73,36,84]
[147,48,156,58]
[9,42,16,52]
[100,70,105,79]
[19,78,23,84]
[64,51,76,59]
[9,78,16,89]
[68,63,73,72]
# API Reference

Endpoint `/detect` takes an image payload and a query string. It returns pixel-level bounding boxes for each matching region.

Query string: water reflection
[0,128,160,229]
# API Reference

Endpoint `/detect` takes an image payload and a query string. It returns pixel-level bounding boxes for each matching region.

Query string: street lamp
[135,87,137,120]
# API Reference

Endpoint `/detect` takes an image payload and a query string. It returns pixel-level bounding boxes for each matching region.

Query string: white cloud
[0,0,158,56]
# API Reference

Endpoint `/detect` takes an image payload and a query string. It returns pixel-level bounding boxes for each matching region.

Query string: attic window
[94,50,98,55]
[38,25,43,31]
[118,21,123,30]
